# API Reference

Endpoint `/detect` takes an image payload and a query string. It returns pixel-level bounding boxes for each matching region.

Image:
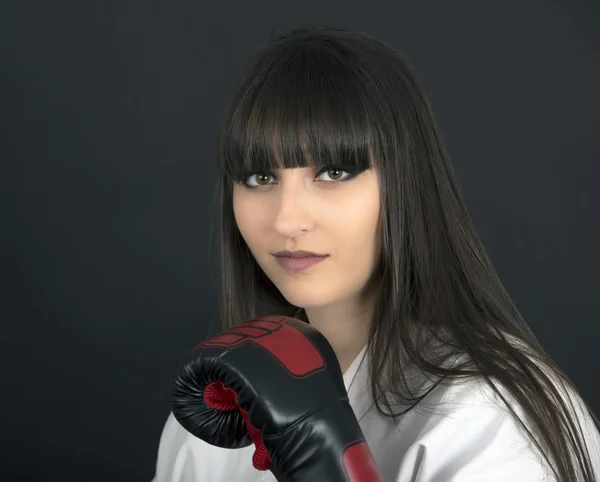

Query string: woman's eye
[316,168,352,182]
[245,173,274,187]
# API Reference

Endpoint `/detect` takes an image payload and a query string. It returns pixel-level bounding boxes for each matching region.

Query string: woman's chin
[279,291,330,311]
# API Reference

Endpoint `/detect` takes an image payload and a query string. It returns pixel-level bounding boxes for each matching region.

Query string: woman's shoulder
[392,366,599,480]
[355,335,600,481]
[390,375,554,480]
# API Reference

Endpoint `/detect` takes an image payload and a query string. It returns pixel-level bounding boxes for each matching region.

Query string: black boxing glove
[171,315,383,482]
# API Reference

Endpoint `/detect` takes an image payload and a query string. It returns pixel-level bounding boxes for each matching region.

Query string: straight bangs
[218,40,383,182]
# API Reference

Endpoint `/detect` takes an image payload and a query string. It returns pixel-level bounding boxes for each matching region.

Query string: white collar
[342,344,368,388]
[342,345,372,422]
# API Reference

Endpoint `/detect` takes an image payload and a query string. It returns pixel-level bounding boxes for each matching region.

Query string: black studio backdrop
[2,1,599,481]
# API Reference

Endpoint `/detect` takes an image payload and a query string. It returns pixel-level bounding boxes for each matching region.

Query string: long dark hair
[214,26,599,481]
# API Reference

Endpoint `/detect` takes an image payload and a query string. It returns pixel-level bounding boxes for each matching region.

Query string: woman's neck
[304,296,374,374]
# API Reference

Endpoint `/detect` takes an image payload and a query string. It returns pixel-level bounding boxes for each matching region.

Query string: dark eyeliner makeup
[237,164,366,188]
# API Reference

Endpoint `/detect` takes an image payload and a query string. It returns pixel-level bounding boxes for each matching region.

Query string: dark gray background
[2,1,599,481]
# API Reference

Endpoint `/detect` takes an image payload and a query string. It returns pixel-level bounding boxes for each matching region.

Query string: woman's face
[233,165,381,311]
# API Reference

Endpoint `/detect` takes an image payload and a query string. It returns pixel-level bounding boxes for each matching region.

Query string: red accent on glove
[192,317,326,377]
[341,440,383,482]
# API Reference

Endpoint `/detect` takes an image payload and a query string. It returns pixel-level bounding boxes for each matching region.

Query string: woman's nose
[272,184,315,238]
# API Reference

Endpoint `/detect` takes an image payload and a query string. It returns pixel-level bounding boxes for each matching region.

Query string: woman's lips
[274,255,329,272]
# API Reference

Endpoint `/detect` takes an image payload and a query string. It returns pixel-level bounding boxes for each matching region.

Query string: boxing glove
[171,315,383,482]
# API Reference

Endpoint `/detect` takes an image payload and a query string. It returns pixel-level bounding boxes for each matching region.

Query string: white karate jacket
[151,345,600,481]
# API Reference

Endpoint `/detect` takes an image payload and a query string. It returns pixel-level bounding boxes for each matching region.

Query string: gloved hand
[170,315,383,482]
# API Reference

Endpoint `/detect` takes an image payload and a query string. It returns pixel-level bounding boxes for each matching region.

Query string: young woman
[152,26,600,481]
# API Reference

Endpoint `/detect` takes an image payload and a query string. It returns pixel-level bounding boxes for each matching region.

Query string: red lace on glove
[203,380,272,471]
